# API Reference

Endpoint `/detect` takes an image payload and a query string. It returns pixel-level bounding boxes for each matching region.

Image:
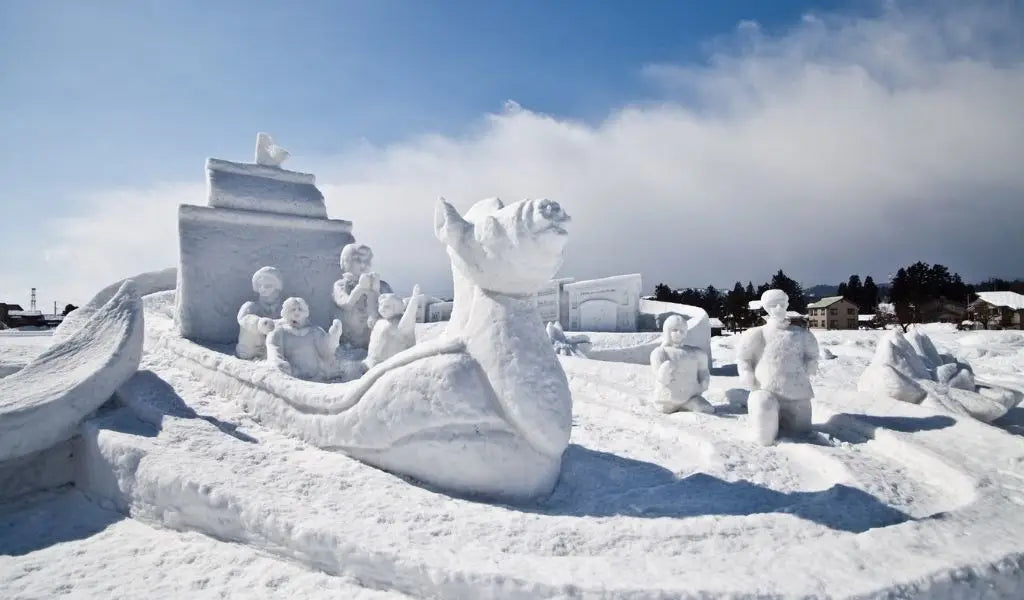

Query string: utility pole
[30,288,37,312]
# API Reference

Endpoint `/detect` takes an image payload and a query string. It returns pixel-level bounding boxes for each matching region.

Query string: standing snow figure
[332,243,392,350]
[254,132,290,167]
[267,297,343,380]
[236,266,284,359]
[650,314,713,414]
[737,289,819,445]
[365,285,422,368]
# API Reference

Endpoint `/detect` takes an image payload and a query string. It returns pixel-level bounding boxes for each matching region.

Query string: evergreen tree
[861,276,878,312]
[769,269,807,313]
[653,283,673,302]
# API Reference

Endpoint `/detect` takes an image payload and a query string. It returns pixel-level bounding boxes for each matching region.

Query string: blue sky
[2,1,1022,307]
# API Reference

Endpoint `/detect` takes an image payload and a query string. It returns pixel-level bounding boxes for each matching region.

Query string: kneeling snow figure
[365,286,422,368]
[236,266,284,360]
[649,315,712,414]
[737,289,819,445]
[267,297,343,380]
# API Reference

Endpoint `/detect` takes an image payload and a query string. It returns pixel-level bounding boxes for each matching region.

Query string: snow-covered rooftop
[707,318,724,328]
[806,296,846,309]
[975,291,1024,310]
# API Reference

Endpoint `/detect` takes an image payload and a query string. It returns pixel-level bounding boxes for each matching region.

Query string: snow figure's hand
[257,317,275,335]
[329,319,343,345]
[412,284,421,297]
[358,273,374,290]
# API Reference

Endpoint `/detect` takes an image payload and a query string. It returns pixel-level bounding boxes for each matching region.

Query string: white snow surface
[0,489,406,599]
[3,312,1024,596]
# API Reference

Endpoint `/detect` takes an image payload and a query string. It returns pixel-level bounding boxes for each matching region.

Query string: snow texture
[859,327,1022,422]
[0,280,143,461]
[176,201,354,345]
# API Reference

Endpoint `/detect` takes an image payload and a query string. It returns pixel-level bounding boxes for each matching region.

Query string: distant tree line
[653,261,1024,331]
[654,269,806,329]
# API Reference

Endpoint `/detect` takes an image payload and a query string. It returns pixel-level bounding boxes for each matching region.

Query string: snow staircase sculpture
[858,327,1022,423]
[0,280,143,464]
[157,197,574,501]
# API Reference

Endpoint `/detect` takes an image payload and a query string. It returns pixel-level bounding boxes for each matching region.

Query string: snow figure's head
[340,243,374,276]
[280,297,310,329]
[251,266,284,302]
[378,293,405,320]
[434,197,571,295]
[662,314,688,347]
[760,289,790,321]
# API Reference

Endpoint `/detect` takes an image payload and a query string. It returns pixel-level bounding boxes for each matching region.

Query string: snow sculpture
[546,321,592,357]
[649,314,712,414]
[0,280,143,462]
[737,289,819,445]
[255,132,289,167]
[266,297,343,380]
[177,142,353,344]
[858,327,1022,422]
[235,266,284,359]
[365,286,421,368]
[332,243,393,349]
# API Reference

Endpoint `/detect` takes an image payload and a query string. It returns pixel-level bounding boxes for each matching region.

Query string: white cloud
[25,2,1024,304]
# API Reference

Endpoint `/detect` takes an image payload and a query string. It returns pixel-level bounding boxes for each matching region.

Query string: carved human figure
[236,266,284,359]
[365,285,422,368]
[254,132,290,167]
[736,289,819,445]
[332,243,392,349]
[649,315,713,414]
[266,297,343,380]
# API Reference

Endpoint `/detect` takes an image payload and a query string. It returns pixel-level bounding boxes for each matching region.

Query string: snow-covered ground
[2,318,1024,598]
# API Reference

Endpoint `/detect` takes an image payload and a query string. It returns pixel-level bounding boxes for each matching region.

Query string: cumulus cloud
[31,2,1024,303]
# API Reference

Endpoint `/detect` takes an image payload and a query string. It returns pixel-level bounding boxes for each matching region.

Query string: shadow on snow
[527,444,910,533]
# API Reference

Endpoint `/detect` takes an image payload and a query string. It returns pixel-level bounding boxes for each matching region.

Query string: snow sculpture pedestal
[177,158,354,344]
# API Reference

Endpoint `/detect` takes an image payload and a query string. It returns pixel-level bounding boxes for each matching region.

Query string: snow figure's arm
[804,331,820,376]
[697,350,711,391]
[398,284,422,336]
[736,330,761,388]
[650,348,672,384]
[266,328,291,375]
[319,319,343,359]
[237,301,273,334]
[332,278,366,309]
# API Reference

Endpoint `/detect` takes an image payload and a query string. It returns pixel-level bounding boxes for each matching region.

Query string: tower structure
[30,288,37,312]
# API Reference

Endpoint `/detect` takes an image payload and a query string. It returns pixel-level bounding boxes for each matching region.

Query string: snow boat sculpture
[158,196,574,501]
[858,327,1022,423]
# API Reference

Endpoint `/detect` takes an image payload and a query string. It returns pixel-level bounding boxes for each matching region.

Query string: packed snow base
[4,309,1024,597]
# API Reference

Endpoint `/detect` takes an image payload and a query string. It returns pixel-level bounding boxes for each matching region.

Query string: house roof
[806,296,847,309]
[708,318,724,328]
[975,291,1024,310]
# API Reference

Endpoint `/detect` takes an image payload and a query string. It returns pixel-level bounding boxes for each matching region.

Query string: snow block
[176,205,354,344]
[0,280,143,461]
[206,158,325,218]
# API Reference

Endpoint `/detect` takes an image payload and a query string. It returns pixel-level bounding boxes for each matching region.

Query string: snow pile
[858,327,1022,422]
